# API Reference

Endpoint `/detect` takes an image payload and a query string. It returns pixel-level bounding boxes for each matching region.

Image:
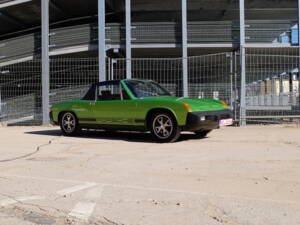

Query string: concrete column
[98,0,106,81]
[239,0,246,126]
[41,0,50,125]
[182,0,188,97]
[125,0,132,79]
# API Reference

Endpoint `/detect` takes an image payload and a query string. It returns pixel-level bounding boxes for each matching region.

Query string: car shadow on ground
[25,129,207,143]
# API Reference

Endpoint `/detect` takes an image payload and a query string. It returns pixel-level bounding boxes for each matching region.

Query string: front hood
[175,97,228,112]
[143,96,228,112]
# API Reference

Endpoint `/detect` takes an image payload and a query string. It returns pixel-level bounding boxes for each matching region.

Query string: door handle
[90,102,96,106]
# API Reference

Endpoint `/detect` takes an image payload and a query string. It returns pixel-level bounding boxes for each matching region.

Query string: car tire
[60,112,80,136]
[194,130,211,138]
[150,112,181,143]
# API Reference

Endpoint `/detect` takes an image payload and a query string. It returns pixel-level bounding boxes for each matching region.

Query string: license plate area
[219,118,233,127]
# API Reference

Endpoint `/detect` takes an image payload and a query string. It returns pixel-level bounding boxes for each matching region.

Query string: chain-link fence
[0,60,42,125]
[0,50,300,126]
[112,58,183,96]
[0,58,101,125]
[49,58,99,105]
[245,48,300,123]
[188,53,235,101]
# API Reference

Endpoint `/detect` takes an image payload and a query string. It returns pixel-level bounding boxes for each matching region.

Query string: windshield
[125,80,171,98]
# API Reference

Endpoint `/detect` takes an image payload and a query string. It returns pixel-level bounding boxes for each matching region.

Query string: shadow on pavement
[25,129,206,143]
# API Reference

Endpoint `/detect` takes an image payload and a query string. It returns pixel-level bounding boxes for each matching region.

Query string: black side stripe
[135,119,145,123]
[80,118,145,123]
[80,118,97,122]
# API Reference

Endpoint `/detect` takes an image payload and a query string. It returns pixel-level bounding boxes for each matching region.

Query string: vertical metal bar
[98,0,106,81]
[239,0,246,126]
[234,51,238,121]
[182,0,188,97]
[0,90,2,115]
[230,52,234,110]
[41,0,50,125]
[298,0,300,109]
[125,0,132,79]
[107,57,111,80]
[111,58,115,80]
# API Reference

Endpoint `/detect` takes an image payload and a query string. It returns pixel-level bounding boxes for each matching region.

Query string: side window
[82,84,96,101]
[97,84,121,101]
[122,87,131,100]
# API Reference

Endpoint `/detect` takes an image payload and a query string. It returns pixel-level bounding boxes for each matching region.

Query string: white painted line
[0,174,85,184]
[57,183,97,196]
[17,195,46,202]
[0,198,17,207]
[68,202,96,222]
[0,195,45,207]
[84,185,104,200]
[2,174,300,206]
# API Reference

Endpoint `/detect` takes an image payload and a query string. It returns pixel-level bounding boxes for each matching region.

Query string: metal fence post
[230,52,234,110]
[239,0,246,126]
[234,51,238,121]
[41,0,50,125]
[298,0,300,110]
[126,0,132,79]
[0,91,2,114]
[182,0,188,97]
[111,58,115,80]
[98,0,106,81]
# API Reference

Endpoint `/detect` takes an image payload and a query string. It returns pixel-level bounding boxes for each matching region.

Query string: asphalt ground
[0,125,300,225]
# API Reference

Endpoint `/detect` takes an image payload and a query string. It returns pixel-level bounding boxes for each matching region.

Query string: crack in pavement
[0,192,72,216]
[1,205,63,225]
[0,193,71,224]
[1,203,123,225]
[0,136,61,163]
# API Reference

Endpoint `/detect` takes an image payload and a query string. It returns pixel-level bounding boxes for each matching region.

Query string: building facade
[0,0,299,125]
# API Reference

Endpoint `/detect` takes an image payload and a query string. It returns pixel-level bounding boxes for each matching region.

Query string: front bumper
[184,109,233,132]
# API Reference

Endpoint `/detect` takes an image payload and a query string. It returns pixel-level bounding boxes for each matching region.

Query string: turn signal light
[220,100,228,108]
[182,102,192,112]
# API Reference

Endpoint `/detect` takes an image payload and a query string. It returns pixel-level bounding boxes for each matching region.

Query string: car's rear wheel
[194,130,211,138]
[150,112,180,143]
[60,112,80,136]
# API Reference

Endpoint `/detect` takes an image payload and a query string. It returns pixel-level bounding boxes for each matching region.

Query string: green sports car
[50,79,233,142]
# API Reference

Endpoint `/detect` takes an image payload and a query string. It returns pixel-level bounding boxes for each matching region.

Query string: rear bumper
[184,109,233,132]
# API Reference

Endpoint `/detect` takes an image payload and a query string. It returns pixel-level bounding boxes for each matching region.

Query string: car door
[75,84,97,125]
[92,81,137,126]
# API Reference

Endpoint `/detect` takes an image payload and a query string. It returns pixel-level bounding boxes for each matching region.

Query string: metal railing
[0,50,299,125]
[245,48,300,123]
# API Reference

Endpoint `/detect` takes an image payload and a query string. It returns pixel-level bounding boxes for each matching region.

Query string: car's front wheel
[150,112,180,143]
[60,112,80,136]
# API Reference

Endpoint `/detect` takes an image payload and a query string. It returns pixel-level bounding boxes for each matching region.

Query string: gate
[245,48,300,123]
